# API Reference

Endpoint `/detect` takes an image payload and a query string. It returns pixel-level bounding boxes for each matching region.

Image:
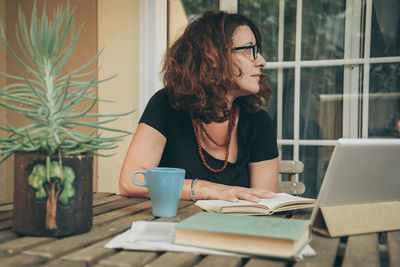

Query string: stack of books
[174,212,311,259]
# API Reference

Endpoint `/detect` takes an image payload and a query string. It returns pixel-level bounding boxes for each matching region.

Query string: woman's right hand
[193,179,277,203]
[119,123,166,197]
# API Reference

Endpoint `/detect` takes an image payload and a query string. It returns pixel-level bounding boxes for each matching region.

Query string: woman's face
[230,25,266,98]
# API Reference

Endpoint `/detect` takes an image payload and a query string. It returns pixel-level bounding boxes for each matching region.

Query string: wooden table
[0,193,399,267]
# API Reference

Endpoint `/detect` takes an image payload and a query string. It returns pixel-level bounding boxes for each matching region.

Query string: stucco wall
[97,0,140,193]
[0,0,12,203]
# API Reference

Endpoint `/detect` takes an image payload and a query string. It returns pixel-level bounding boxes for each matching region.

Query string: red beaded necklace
[192,111,237,173]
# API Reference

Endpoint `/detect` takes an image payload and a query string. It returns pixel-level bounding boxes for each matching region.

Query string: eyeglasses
[232,44,260,60]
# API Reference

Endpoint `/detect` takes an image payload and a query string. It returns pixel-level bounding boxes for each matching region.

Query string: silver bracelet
[190,178,198,201]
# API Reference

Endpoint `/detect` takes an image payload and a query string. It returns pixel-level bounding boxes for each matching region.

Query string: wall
[0,0,13,203]
[97,0,140,193]
[168,0,188,46]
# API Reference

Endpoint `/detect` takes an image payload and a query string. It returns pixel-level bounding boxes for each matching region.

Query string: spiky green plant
[0,1,133,163]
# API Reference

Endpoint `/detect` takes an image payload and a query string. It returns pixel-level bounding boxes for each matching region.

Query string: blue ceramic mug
[132,167,185,217]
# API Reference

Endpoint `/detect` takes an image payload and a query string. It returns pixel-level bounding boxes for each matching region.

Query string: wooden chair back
[278,160,306,195]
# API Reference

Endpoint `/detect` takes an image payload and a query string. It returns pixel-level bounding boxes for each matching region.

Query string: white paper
[105,221,240,256]
[105,220,316,260]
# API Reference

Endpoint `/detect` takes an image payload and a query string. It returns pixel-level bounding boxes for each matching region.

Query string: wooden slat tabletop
[342,234,379,267]
[387,231,400,267]
[0,193,398,267]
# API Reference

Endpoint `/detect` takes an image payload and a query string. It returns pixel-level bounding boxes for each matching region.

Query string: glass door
[238,0,399,197]
[164,0,400,197]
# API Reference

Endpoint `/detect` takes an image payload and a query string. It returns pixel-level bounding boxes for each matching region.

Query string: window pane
[368,63,400,138]
[168,0,219,44]
[283,0,296,62]
[181,0,219,18]
[238,0,296,62]
[302,0,346,60]
[278,145,293,182]
[264,69,278,124]
[371,0,400,57]
[239,0,280,62]
[279,144,293,160]
[263,68,294,139]
[300,66,344,140]
[282,68,295,139]
[299,145,334,198]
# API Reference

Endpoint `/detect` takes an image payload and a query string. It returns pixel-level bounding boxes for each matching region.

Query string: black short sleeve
[139,89,171,137]
[246,110,279,162]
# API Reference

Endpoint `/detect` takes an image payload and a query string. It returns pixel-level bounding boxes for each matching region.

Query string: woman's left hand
[194,179,276,203]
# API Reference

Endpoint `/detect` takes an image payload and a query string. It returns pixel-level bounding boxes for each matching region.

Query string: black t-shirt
[139,89,278,187]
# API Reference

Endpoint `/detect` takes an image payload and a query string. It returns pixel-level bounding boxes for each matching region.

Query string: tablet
[311,138,400,223]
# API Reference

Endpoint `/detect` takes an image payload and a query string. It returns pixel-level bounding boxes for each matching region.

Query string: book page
[195,193,315,214]
[195,199,262,213]
[258,193,315,210]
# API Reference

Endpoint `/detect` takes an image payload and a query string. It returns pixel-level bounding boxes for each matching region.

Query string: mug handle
[132,170,148,187]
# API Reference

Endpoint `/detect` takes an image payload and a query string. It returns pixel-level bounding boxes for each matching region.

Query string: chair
[278,160,306,195]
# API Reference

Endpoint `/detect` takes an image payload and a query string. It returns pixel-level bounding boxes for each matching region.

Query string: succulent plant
[0,1,133,163]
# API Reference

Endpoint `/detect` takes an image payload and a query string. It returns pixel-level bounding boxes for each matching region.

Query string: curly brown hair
[162,11,272,123]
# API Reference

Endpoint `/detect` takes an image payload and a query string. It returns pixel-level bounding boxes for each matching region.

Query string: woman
[119,11,279,202]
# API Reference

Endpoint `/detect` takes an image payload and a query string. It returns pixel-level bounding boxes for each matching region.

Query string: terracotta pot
[13,153,93,237]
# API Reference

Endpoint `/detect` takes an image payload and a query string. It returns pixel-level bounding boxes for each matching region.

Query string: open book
[195,193,315,215]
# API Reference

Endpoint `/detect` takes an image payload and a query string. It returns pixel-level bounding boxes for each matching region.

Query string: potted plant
[0,2,132,236]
